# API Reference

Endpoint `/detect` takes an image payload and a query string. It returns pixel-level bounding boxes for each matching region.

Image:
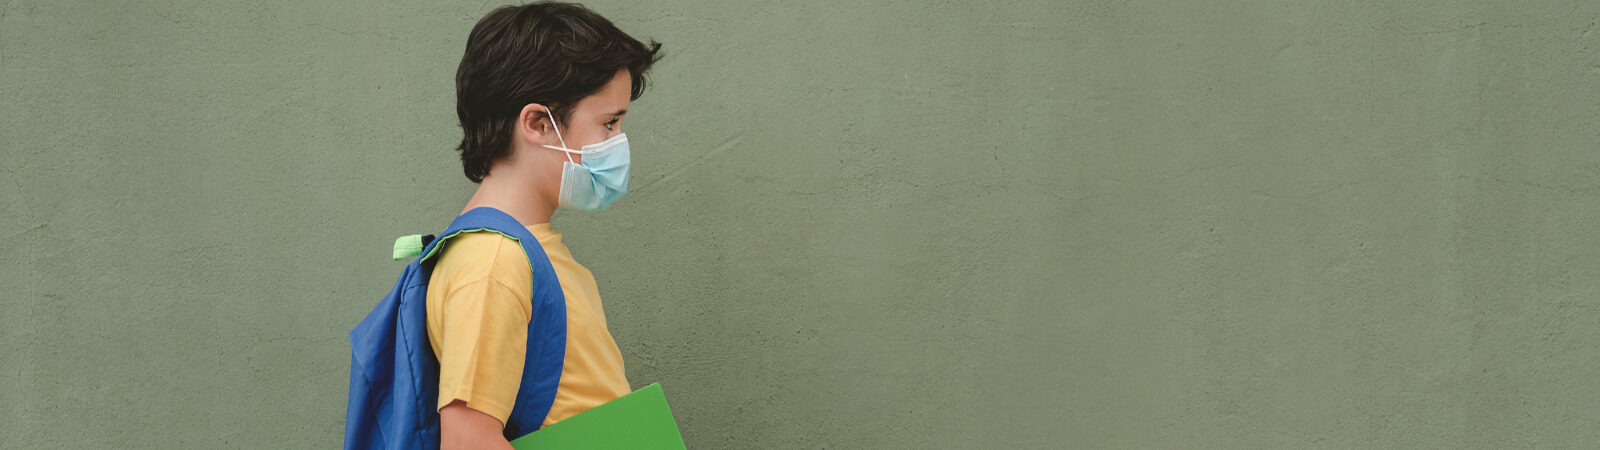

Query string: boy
[429,3,661,448]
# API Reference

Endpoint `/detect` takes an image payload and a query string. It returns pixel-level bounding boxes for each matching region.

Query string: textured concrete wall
[3,1,1598,448]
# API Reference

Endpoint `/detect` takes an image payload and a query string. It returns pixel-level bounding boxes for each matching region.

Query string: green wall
[4,1,1598,448]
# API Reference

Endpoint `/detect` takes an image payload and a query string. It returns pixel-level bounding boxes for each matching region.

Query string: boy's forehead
[576,75,633,115]
[575,97,629,117]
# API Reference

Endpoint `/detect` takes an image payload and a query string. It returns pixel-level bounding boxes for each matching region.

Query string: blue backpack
[345,207,567,449]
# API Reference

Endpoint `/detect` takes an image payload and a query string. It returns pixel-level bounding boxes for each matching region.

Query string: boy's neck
[461,172,556,227]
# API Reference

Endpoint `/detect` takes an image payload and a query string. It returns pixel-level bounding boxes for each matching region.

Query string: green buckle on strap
[392,234,428,261]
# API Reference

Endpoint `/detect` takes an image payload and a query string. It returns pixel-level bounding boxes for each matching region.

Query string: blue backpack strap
[416,207,568,438]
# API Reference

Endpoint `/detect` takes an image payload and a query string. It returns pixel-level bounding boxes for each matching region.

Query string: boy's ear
[517,103,554,147]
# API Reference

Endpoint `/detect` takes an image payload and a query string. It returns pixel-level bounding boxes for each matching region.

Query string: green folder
[510,383,686,449]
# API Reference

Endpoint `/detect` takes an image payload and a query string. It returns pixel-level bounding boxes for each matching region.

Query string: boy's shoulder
[430,230,533,288]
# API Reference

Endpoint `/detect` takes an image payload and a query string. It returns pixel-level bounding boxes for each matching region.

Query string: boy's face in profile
[547,68,633,163]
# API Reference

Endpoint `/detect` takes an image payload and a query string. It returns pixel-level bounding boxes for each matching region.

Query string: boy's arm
[431,234,535,449]
[441,400,515,450]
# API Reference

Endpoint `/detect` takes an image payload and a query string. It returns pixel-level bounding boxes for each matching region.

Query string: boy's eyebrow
[608,108,627,117]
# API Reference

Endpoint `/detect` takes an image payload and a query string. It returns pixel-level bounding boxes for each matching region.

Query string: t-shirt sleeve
[431,233,535,425]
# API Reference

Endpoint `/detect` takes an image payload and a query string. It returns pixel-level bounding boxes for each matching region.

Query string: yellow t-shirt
[425,222,631,427]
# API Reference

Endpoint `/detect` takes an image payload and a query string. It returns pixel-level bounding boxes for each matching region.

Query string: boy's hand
[440,401,515,450]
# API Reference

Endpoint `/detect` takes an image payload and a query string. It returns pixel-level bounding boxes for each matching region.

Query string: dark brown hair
[454,2,662,182]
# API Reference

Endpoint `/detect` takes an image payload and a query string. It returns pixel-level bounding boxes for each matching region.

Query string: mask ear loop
[545,110,576,164]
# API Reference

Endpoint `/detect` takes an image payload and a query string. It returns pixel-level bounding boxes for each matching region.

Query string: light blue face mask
[543,117,630,211]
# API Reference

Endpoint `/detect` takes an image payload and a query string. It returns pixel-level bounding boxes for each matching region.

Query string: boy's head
[455,2,662,185]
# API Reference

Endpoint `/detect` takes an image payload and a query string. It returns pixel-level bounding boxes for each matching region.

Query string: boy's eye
[604,118,620,130]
